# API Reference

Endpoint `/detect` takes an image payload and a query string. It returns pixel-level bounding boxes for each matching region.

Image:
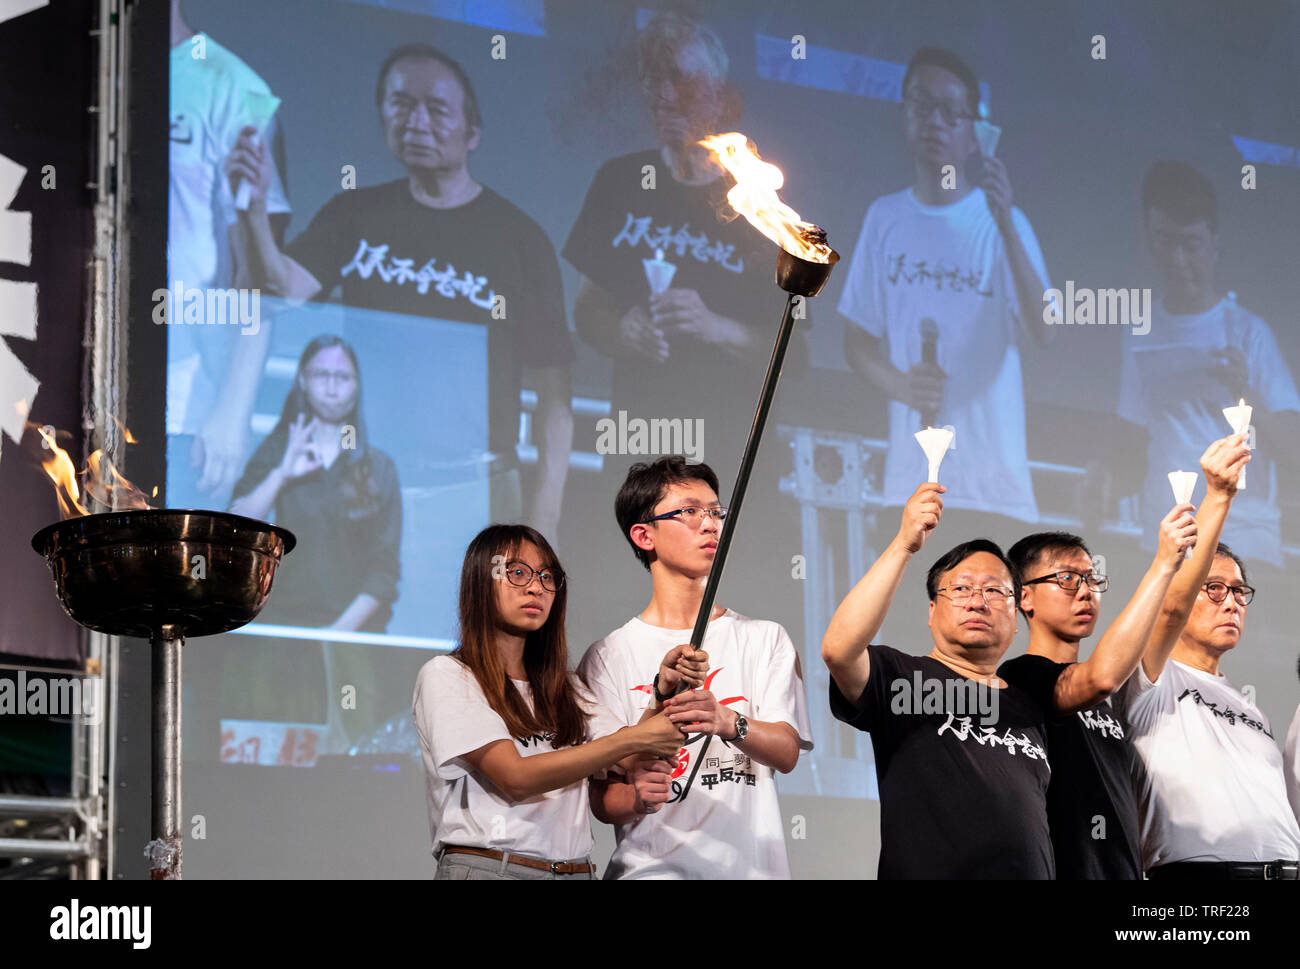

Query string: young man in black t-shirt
[822,482,1054,878]
[998,508,1195,879]
[225,44,573,536]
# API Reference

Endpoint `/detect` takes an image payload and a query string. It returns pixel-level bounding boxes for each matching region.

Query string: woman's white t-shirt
[412,654,625,861]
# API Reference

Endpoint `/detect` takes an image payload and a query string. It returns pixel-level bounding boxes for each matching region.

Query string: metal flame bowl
[776,245,840,297]
[31,509,296,639]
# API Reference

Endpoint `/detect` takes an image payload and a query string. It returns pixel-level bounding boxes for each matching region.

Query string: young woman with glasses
[413,524,699,879]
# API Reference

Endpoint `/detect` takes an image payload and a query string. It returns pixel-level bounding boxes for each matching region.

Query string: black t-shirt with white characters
[562,149,805,477]
[830,644,1054,879]
[286,180,573,454]
[998,653,1142,880]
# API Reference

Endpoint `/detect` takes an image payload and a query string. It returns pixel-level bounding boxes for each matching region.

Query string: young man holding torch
[577,457,814,879]
[1115,436,1300,878]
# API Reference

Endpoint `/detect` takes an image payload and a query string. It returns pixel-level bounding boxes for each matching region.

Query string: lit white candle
[1221,398,1252,489]
[1167,470,1198,557]
[642,247,677,296]
[914,426,955,483]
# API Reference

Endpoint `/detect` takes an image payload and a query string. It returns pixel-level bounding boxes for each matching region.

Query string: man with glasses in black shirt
[997,502,1196,879]
[822,482,1054,878]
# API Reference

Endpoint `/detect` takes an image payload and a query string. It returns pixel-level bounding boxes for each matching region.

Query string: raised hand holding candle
[642,247,677,296]
[1221,398,1252,489]
[1168,470,1198,557]
[234,91,282,211]
[915,426,955,483]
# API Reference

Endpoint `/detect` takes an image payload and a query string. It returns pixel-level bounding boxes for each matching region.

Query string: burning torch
[679,134,837,680]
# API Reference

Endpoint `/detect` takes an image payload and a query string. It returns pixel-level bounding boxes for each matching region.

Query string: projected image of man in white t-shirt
[1115,162,1300,568]
[577,457,814,879]
[839,47,1053,527]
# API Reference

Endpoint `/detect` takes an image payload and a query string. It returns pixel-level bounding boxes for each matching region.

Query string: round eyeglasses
[1202,581,1254,606]
[499,560,564,593]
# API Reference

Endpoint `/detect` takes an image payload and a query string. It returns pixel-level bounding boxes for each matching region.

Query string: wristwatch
[730,713,749,742]
[652,673,671,704]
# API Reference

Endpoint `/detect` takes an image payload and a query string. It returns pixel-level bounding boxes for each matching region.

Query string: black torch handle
[686,292,800,651]
[671,293,799,806]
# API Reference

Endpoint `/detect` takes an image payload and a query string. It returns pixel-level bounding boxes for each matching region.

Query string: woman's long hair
[454,524,587,748]
[264,334,380,517]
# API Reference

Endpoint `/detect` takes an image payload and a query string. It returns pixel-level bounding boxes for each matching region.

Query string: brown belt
[441,844,596,875]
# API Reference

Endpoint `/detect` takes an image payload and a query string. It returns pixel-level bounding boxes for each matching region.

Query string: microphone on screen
[920,317,939,428]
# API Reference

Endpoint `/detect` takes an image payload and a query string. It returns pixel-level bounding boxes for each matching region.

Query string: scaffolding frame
[0,0,124,879]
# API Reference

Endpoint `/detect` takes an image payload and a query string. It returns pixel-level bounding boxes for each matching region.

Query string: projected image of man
[563,13,805,483]
[226,44,574,536]
[167,0,292,510]
[839,47,1053,531]
[1117,162,1300,568]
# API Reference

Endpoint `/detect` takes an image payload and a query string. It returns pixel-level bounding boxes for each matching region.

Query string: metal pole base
[149,624,183,879]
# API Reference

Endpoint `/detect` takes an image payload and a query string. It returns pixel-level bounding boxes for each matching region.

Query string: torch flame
[697,132,834,264]
[32,418,156,519]
[37,425,90,518]
[107,411,138,444]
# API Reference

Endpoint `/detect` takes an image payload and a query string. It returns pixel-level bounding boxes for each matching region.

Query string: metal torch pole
[686,292,800,650]
[149,625,183,879]
[674,294,799,802]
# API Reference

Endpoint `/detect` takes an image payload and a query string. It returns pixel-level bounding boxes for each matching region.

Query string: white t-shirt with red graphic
[576,609,814,879]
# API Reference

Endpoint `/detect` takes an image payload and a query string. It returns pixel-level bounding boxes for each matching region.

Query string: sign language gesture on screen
[278,413,325,480]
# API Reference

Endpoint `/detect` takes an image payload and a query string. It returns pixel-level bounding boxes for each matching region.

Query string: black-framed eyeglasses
[934,585,1016,608]
[499,560,564,593]
[643,505,728,529]
[902,93,975,127]
[1202,581,1255,606]
[1022,570,1109,594]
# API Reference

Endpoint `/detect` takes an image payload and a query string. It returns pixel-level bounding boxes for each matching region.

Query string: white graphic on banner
[611,213,745,273]
[340,239,496,309]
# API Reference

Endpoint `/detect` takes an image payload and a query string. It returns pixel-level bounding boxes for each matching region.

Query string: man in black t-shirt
[563,13,806,483]
[822,482,1054,878]
[226,44,573,536]
[999,513,1195,879]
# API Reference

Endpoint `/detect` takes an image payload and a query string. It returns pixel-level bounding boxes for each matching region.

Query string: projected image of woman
[412,524,699,879]
[226,335,402,749]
